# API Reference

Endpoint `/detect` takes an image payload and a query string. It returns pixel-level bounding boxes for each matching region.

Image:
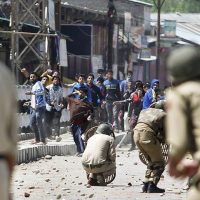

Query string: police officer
[0,63,17,200]
[134,100,166,193]
[166,46,200,200]
[81,123,116,186]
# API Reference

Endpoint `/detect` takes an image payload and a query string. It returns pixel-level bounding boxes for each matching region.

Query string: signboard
[134,34,147,49]
[48,0,55,30]
[160,37,179,47]
[124,12,131,33]
[131,52,138,63]
[164,20,176,37]
[59,38,68,67]
[113,64,118,79]
[133,65,144,82]
[141,35,148,48]
[139,48,151,59]
[113,24,118,49]
[92,55,103,75]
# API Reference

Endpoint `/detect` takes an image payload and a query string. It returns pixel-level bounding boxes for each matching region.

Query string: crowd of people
[19,66,170,191]
[21,66,168,154]
[79,45,200,200]
[22,70,64,145]
[1,45,200,200]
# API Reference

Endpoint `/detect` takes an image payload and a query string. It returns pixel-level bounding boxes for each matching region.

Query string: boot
[142,182,149,193]
[147,182,165,193]
[87,178,99,186]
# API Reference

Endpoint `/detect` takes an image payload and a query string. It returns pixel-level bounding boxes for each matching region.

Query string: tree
[143,0,200,13]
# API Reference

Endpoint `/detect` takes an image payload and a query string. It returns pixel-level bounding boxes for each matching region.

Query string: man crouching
[134,100,166,193]
[81,123,116,186]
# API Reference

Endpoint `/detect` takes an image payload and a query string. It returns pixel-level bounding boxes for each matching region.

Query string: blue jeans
[30,107,46,142]
[71,124,85,153]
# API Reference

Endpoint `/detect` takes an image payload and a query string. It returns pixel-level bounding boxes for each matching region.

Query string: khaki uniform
[167,81,200,200]
[134,108,166,185]
[82,134,116,174]
[0,64,17,200]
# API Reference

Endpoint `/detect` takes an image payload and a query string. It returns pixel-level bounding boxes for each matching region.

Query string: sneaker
[147,182,165,193]
[56,136,62,142]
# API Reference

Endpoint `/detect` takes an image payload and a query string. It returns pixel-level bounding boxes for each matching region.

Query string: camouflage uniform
[134,108,166,193]
[0,63,17,200]
[166,46,200,200]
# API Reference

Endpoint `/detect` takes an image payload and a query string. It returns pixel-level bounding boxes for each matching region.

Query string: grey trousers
[106,101,120,128]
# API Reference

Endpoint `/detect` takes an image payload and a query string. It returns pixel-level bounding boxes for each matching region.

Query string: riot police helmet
[96,123,114,136]
[167,46,200,84]
[150,100,166,110]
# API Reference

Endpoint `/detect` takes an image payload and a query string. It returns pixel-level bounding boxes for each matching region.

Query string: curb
[17,127,69,141]
[16,132,127,164]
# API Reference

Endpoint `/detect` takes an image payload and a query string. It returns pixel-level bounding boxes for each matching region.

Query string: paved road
[11,148,187,200]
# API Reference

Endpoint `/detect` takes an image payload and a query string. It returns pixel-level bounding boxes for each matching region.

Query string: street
[11,148,187,200]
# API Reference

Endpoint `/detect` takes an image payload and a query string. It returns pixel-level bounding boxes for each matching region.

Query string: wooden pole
[156,0,161,79]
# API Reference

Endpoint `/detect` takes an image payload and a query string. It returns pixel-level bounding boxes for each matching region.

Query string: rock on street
[12,149,187,200]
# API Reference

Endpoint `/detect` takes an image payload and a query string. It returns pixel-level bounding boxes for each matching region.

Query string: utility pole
[55,0,61,32]
[107,0,117,70]
[153,0,165,78]
[10,0,57,83]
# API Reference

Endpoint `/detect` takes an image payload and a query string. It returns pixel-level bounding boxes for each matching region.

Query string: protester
[120,71,133,95]
[25,73,46,145]
[127,82,143,150]
[143,79,159,109]
[96,76,107,122]
[143,82,150,93]
[86,73,103,121]
[103,70,121,132]
[21,67,60,86]
[94,68,105,83]
[26,71,38,86]
[46,76,64,142]
[41,69,60,86]
[64,73,79,88]
[67,87,93,156]
[72,74,87,93]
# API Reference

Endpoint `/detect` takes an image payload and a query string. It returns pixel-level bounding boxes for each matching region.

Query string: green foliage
[143,0,200,13]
